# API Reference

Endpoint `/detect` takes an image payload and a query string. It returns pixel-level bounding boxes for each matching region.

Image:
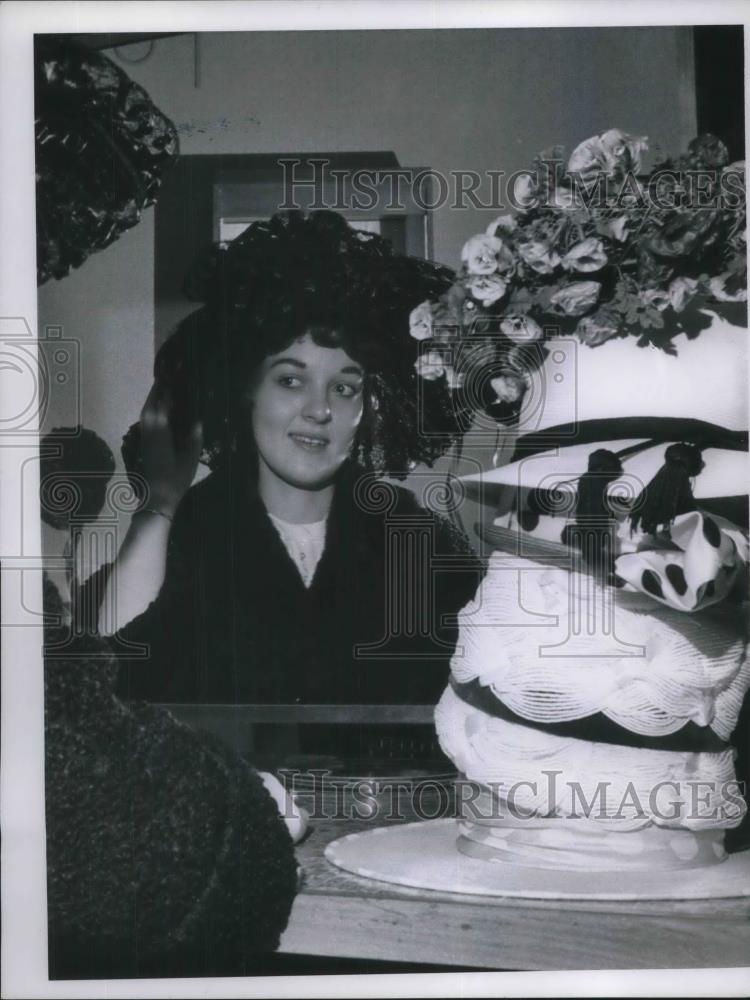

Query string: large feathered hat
[133,210,470,477]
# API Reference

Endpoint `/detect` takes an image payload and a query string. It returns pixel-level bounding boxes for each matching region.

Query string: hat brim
[461,441,749,501]
[325,819,750,901]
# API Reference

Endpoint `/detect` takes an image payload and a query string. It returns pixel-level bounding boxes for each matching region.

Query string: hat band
[513,417,748,461]
[450,677,730,754]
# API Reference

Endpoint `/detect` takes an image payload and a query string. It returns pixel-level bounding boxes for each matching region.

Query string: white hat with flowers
[330,133,750,898]
[411,128,748,613]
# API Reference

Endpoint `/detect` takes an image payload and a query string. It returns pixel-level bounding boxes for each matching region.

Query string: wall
[37,27,697,556]
[120,27,696,267]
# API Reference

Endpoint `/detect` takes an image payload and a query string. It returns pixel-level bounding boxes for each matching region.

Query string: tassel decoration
[572,448,623,519]
[629,442,704,536]
[561,448,623,579]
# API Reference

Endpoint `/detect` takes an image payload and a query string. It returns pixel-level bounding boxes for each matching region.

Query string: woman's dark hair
[148,211,467,477]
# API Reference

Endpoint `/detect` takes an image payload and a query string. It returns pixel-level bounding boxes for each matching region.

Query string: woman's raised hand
[98,382,201,634]
[139,382,203,515]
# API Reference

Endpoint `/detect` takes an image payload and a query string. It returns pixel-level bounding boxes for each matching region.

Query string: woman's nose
[303,389,332,423]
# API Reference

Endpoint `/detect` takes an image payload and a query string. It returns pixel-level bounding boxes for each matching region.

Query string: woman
[92,211,484,755]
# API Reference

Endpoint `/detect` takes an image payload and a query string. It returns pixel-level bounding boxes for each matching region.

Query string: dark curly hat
[35,37,179,285]
[146,210,469,478]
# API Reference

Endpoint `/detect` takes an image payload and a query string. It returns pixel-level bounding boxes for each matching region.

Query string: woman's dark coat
[100,462,484,712]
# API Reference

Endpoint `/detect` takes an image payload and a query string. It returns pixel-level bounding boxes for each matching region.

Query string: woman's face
[248,332,365,493]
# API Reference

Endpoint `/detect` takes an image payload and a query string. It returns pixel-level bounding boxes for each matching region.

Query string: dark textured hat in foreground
[35,37,179,284]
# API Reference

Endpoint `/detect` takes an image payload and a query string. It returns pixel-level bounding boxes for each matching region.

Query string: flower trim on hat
[410,129,746,423]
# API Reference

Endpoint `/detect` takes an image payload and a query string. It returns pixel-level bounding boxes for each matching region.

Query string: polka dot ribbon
[615,510,747,612]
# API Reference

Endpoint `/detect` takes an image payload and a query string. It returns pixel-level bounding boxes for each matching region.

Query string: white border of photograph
[2,2,749,998]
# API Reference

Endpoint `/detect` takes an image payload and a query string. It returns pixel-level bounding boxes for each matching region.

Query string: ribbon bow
[615,510,747,612]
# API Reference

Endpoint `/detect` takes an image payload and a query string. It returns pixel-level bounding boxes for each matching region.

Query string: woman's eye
[277,375,302,388]
[333,382,360,398]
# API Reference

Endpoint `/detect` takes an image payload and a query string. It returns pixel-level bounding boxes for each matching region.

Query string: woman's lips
[289,432,330,451]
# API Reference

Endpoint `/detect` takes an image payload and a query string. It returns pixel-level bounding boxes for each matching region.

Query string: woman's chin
[256,440,353,496]
[278,456,347,493]
[291,468,343,492]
